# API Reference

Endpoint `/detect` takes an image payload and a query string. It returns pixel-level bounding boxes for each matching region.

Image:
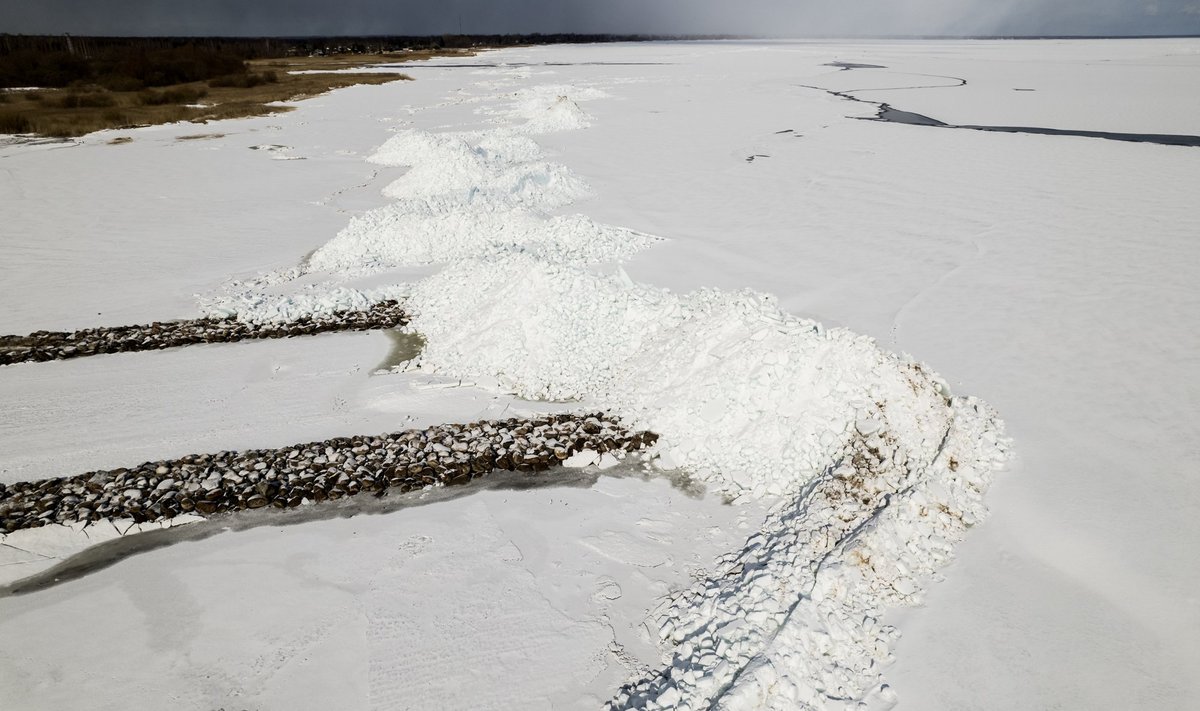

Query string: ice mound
[409,253,995,497]
[371,129,547,170]
[522,95,593,133]
[408,253,1008,709]
[514,84,611,104]
[311,206,660,272]
[199,283,408,324]
[497,84,609,134]
[368,128,588,211]
[306,125,651,276]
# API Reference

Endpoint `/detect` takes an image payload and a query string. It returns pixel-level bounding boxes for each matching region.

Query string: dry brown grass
[0,49,472,138]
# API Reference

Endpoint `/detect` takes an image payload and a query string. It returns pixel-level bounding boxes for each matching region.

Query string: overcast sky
[2,0,1199,37]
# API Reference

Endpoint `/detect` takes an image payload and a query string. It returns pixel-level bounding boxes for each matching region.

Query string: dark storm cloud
[1,0,1198,37]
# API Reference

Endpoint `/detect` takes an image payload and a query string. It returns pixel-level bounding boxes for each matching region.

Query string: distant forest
[0,33,732,88]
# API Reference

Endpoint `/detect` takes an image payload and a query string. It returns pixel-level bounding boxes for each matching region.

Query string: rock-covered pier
[0,300,409,366]
[0,413,657,535]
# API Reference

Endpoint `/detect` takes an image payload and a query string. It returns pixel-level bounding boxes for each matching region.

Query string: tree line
[0,33,735,89]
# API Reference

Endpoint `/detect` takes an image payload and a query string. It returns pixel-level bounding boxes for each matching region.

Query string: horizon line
[3,32,1200,41]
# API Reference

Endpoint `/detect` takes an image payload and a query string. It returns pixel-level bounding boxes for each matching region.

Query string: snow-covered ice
[344,54,1006,708]
[2,38,1198,710]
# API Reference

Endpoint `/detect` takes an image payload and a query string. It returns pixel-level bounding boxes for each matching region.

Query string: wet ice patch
[0,517,205,587]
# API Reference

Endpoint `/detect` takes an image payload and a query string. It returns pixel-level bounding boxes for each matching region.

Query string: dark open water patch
[805,82,1200,148]
[375,330,426,371]
[953,122,1200,147]
[876,106,947,126]
[872,104,1200,147]
[825,62,888,71]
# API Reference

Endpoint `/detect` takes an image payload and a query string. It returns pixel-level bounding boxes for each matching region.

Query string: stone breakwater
[0,414,657,535]
[0,300,409,366]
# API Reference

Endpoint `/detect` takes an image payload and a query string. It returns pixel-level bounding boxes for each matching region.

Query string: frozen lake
[2,39,1199,710]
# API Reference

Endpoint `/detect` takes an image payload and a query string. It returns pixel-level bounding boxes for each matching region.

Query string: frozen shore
[2,38,1198,710]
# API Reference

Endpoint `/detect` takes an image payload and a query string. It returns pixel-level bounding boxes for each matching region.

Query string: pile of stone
[0,413,657,535]
[0,300,409,366]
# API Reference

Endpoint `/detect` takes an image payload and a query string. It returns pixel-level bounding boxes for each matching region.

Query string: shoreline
[0,48,481,139]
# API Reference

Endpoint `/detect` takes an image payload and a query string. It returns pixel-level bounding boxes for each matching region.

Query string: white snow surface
[199,42,1007,709]
[3,39,1199,711]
